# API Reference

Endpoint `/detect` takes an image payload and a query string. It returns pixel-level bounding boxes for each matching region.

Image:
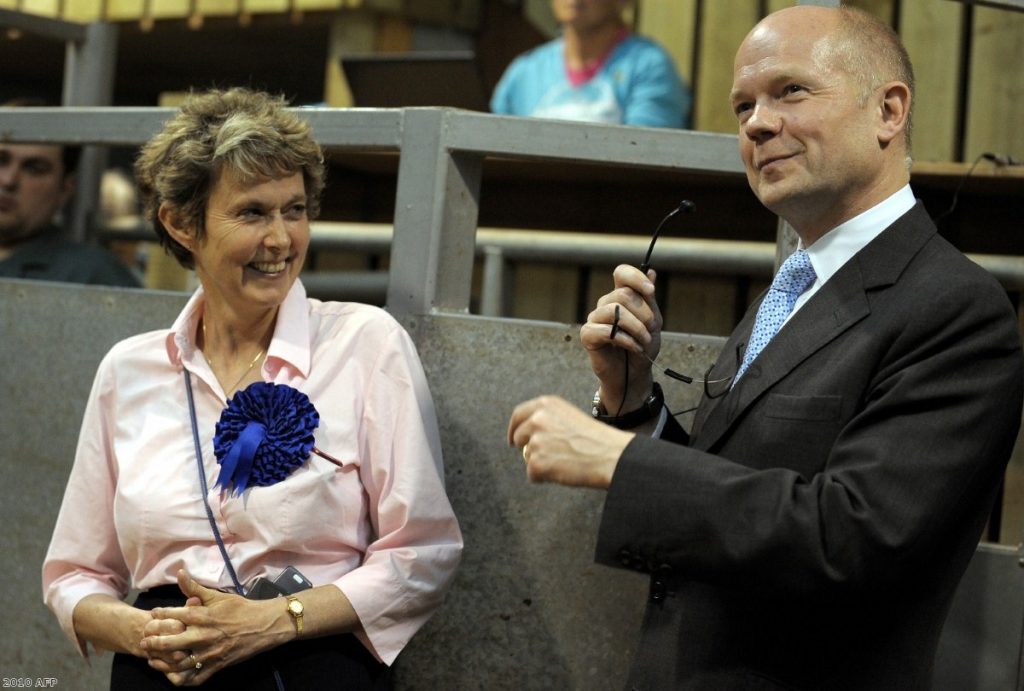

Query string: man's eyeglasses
[634,200,737,409]
[642,342,740,403]
[640,199,695,274]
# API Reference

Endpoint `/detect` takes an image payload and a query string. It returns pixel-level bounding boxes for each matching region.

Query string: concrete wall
[1,280,188,688]
[0,279,722,689]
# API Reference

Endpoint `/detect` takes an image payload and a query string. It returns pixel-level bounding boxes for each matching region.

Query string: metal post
[387,108,483,316]
[62,22,119,243]
[480,246,508,317]
[774,218,801,271]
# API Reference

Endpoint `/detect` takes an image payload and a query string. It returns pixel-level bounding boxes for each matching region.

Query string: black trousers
[111,585,390,691]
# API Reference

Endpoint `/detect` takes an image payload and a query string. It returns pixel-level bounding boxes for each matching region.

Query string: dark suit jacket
[595,203,1024,690]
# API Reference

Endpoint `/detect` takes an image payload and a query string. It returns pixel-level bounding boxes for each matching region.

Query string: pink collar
[565,28,629,87]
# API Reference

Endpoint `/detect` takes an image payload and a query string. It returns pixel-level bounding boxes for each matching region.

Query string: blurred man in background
[0,99,139,287]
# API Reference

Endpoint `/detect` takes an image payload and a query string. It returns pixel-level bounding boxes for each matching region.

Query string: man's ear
[877,81,911,146]
[158,202,194,251]
[59,173,77,207]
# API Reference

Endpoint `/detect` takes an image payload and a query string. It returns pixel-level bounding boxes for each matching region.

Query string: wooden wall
[4,0,477,27]
[4,0,1022,162]
[635,0,1024,164]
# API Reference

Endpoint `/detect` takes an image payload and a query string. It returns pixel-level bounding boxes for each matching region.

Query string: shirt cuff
[45,574,123,658]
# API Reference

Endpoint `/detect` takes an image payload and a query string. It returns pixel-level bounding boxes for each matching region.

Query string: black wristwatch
[591,383,664,429]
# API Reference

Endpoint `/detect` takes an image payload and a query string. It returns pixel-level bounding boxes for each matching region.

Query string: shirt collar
[165,279,311,378]
[804,184,916,285]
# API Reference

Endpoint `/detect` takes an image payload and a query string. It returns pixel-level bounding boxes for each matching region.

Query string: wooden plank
[846,0,894,23]
[149,0,189,18]
[105,0,143,20]
[195,0,235,16]
[955,0,1024,11]
[665,276,743,337]
[400,0,479,30]
[364,0,399,13]
[913,159,1024,181]
[514,264,578,323]
[20,0,59,16]
[899,1,962,163]
[964,7,1024,161]
[694,0,759,133]
[62,0,101,21]
[636,0,697,85]
[373,13,412,51]
[242,0,286,14]
[294,0,339,11]
[522,0,558,38]
[323,11,375,107]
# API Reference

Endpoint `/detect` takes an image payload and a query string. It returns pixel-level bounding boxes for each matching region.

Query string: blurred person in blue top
[490,0,691,129]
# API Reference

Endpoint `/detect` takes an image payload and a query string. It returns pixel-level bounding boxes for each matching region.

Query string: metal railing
[2,105,746,318]
[101,219,1024,318]
[8,106,1024,320]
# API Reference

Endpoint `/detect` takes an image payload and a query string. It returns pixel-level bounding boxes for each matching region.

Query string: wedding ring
[189,653,202,671]
[522,445,530,463]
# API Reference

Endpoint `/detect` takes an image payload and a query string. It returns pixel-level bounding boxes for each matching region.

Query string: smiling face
[730,7,901,243]
[163,169,309,319]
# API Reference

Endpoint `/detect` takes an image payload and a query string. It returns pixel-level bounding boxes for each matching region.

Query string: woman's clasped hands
[139,569,292,686]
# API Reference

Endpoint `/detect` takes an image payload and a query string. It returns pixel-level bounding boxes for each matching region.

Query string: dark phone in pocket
[245,565,314,600]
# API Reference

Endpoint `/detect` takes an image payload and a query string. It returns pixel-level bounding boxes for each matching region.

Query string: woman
[42,88,462,688]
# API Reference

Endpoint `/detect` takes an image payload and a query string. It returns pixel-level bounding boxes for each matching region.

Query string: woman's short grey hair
[135,87,326,269]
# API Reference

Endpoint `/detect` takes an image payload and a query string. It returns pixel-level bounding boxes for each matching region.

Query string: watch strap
[286,595,304,636]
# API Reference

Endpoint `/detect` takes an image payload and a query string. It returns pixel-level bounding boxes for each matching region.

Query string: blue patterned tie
[733,249,817,383]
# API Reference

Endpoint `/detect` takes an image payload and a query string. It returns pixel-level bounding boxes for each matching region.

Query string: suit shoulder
[915,233,1008,298]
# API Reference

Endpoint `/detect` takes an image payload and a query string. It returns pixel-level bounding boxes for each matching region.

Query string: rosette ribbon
[213,382,333,494]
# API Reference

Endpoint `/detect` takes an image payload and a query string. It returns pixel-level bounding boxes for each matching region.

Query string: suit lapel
[692,269,870,451]
[690,315,752,439]
[690,202,937,452]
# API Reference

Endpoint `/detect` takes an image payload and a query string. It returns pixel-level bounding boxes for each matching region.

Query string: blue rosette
[213,382,320,494]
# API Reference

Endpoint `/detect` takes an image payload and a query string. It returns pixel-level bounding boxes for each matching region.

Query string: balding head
[743,5,914,156]
[730,4,914,242]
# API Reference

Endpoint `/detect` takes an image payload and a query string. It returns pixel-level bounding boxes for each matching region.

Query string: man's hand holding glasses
[581,264,664,419]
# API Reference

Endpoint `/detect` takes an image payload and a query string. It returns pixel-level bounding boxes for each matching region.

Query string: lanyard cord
[183,369,245,596]
[182,369,288,691]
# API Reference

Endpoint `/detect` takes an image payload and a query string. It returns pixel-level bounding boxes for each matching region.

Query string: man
[508,6,1023,689]
[0,101,140,286]
[491,0,691,128]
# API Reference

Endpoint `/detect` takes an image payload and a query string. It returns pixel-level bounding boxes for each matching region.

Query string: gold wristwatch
[286,595,304,636]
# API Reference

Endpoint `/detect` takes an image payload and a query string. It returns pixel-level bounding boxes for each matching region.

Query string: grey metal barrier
[0,105,744,318]
[3,106,1023,689]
